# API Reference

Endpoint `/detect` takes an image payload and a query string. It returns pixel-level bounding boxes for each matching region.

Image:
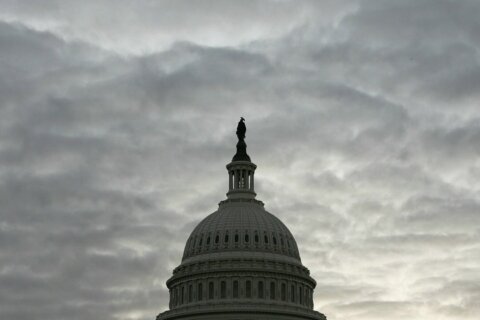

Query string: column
[242,170,246,189]
[240,170,244,189]
[250,171,254,191]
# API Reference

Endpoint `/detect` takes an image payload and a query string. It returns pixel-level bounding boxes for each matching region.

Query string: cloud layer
[0,1,479,320]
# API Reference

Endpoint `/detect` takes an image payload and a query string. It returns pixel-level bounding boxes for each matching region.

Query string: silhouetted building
[156,119,327,320]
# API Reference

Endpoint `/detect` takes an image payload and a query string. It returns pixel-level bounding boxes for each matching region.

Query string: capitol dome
[182,199,301,262]
[156,119,326,320]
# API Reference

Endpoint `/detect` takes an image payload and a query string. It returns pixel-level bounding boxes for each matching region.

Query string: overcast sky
[1,1,479,320]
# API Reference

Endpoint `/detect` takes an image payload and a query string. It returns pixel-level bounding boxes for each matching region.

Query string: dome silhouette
[156,118,326,320]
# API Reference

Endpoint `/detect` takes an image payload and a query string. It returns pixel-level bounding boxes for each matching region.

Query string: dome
[182,199,301,262]
[156,118,326,320]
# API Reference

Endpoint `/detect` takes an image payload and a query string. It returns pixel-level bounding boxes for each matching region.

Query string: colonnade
[228,169,254,191]
[170,276,314,309]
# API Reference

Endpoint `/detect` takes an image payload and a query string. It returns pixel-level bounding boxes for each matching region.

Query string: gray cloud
[0,1,479,320]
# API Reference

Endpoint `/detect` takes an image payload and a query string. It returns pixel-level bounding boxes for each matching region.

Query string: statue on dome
[236,117,246,141]
[232,117,250,162]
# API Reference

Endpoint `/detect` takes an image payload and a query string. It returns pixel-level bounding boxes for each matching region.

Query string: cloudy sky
[1,0,479,319]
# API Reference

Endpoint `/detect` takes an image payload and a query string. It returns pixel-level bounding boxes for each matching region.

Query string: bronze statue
[232,117,250,162]
[236,117,246,141]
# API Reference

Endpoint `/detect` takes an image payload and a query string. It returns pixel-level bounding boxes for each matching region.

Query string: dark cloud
[0,1,479,320]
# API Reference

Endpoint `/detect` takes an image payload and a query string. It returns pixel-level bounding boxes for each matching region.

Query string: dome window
[291,285,295,302]
[224,234,229,243]
[206,236,210,245]
[273,235,277,245]
[198,283,203,301]
[255,234,259,243]
[270,281,275,299]
[245,233,249,243]
[208,282,214,300]
[215,235,219,244]
[234,234,239,243]
[220,281,226,299]
[264,235,269,244]
[233,280,239,298]
[281,283,286,301]
[258,281,264,298]
[188,284,193,303]
[246,280,251,298]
